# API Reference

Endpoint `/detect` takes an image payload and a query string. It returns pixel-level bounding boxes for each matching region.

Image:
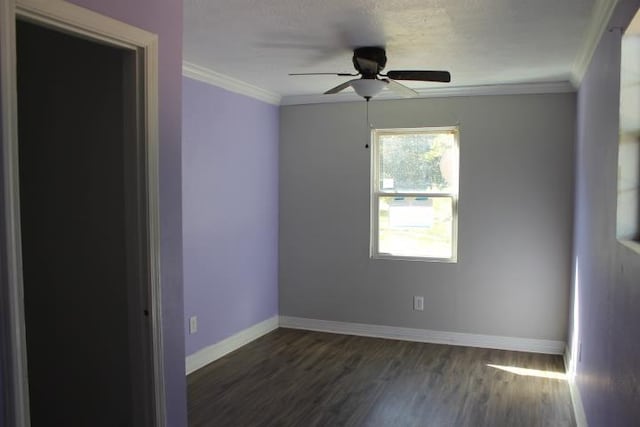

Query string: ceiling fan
[290,46,451,101]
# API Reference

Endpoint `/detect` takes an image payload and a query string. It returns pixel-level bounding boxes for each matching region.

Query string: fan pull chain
[367,98,370,126]
[365,99,371,149]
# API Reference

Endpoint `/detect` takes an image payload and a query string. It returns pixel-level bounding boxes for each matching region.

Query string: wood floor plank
[188,328,575,427]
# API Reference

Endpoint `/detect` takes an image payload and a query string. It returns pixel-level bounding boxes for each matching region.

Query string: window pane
[378,196,453,258]
[379,132,456,193]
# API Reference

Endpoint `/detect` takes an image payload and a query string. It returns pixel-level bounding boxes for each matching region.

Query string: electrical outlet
[414,296,424,311]
[189,316,198,334]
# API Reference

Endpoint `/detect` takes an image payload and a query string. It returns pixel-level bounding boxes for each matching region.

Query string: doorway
[1,1,165,425]
[17,20,140,426]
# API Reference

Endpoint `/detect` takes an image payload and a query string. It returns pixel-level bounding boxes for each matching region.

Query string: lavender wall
[182,78,279,356]
[570,0,640,425]
[64,1,186,425]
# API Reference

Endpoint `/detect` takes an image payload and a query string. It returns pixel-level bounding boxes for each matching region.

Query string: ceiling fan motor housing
[353,46,387,77]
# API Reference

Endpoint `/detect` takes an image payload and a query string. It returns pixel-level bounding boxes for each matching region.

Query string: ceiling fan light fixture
[351,79,387,99]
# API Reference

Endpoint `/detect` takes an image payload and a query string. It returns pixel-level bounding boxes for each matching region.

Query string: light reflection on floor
[486,364,567,380]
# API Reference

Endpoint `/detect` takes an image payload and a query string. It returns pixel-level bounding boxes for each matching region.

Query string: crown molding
[280,81,576,106]
[182,61,281,106]
[182,60,575,107]
[570,0,619,87]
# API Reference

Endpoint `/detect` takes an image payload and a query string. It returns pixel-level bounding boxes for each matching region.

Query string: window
[617,9,640,243]
[371,127,459,261]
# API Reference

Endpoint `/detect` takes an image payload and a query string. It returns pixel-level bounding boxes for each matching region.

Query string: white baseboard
[564,345,588,427]
[185,315,279,375]
[186,315,566,375]
[279,316,566,355]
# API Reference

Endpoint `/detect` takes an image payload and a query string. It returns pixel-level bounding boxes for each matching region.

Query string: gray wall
[280,93,575,340]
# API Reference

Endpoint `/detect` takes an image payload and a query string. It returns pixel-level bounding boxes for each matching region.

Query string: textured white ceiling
[184,0,597,97]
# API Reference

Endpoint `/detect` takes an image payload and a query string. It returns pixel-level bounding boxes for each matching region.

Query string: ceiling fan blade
[383,79,418,97]
[386,70,451,82]
[324,79,359,94]
[289,72,358,76]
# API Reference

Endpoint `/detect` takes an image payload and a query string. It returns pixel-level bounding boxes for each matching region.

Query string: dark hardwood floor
[188,328,575,427]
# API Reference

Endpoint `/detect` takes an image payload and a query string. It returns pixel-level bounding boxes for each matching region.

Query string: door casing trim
[0,1,165,425]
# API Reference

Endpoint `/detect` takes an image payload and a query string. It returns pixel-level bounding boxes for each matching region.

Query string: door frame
[0,1,166,426]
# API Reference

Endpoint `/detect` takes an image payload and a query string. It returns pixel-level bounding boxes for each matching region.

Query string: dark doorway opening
[17,20,150,427]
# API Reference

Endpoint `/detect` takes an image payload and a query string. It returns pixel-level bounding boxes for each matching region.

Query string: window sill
[371,254,458,264]
[618,239,640,256]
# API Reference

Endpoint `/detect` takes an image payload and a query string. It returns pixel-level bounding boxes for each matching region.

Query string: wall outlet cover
[189,316,198,334]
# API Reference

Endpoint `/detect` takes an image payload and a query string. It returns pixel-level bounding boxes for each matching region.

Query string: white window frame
[370,126,459,262]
